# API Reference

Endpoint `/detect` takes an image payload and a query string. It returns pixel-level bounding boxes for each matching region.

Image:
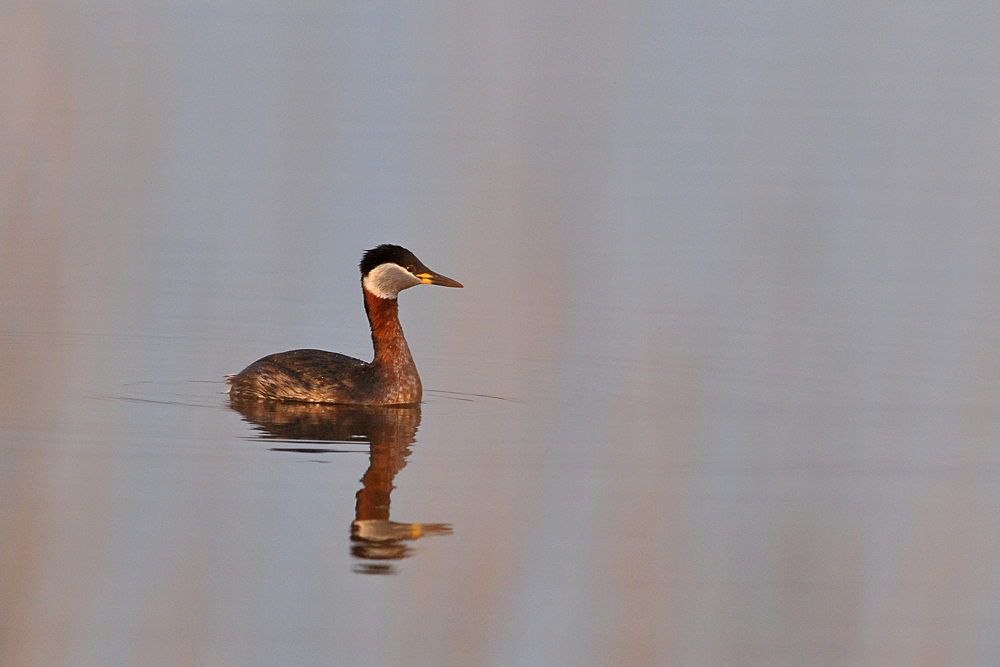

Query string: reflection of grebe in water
[230,399,451,575]
[227,245,462,405]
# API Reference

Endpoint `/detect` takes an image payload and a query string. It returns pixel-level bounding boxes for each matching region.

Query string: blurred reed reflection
[229,399,451,575]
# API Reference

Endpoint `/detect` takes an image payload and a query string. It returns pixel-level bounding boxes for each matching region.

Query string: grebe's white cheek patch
[363,263,422,299]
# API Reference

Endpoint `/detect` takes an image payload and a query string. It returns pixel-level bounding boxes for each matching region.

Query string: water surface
[4,1,1000,665]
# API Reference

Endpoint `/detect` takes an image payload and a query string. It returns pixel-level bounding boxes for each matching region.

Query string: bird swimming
[227,244,462,405]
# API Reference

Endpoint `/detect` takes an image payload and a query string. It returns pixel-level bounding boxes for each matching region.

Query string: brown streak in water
[0,5,77,666]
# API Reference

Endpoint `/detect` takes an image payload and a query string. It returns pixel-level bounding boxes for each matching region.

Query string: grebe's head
[360,244,463,299]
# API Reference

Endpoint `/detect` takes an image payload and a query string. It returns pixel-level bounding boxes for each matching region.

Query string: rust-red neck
[363,287,412,366]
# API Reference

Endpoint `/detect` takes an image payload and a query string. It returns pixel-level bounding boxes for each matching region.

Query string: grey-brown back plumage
[228,349,379,404]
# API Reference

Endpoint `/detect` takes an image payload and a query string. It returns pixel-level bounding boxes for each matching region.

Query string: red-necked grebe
[227,244,462,405]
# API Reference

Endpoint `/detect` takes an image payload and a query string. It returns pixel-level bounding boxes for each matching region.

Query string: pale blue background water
[4,1,1000,665]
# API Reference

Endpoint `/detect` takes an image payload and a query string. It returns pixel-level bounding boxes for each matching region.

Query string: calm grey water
[4,2,1000,665]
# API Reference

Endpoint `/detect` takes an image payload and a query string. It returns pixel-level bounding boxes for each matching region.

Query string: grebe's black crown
[359,244,429,278]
